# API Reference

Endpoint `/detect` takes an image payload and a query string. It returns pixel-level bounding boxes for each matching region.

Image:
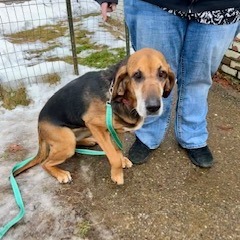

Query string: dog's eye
[158,70,167,79]
[133,70,143,81]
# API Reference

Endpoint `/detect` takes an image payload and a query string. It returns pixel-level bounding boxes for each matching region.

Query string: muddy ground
[0,79,240,240]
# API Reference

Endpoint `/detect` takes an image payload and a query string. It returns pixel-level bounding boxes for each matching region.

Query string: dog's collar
[107,79,114,103]
[107,80,130,106]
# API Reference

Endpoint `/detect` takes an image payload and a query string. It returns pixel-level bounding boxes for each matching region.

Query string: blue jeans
[124,0,240,149]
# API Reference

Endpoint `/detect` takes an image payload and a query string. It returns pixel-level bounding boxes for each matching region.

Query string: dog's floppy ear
[163,67,175,98]
[112,63,129,97]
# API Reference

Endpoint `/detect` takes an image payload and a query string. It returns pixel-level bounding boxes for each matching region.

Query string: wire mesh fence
[0,0,126,88]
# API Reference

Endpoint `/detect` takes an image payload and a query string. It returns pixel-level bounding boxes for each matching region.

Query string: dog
[14,48,175,185]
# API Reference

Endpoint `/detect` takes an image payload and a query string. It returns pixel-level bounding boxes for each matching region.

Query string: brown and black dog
[14,48,175,185]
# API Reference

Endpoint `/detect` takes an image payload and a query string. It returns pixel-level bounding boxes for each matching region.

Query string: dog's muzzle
[145,97,161,115]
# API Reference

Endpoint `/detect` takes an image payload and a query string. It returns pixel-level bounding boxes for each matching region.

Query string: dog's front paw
[121,157,133,169]
[111,169,124,185]
[56,170,72,184]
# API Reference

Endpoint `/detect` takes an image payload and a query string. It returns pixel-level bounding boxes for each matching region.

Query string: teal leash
[0,102,122,239]
[106,102,123,150]
[76,102,123,154]
[75,149,105,155]
[0,156,34,239]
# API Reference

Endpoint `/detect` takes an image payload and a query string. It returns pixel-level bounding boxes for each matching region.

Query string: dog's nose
[146,98,160,113]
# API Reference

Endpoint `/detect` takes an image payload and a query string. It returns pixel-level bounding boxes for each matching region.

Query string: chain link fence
[0,0,127,88]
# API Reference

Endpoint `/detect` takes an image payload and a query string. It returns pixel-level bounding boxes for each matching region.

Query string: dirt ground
[0,78,240,240]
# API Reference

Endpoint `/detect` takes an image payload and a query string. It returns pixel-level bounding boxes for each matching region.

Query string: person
[95,0,240,167]
[95,0,117,22]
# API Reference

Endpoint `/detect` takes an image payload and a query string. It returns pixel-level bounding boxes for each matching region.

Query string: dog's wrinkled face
[116,48,175,118]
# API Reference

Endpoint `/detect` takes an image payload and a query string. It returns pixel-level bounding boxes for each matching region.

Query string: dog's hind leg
[73,128,97,147]
[77,136,97,147]
[40,124,76,183]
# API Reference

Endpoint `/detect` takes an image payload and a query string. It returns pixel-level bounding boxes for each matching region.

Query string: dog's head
[112,48,175,118]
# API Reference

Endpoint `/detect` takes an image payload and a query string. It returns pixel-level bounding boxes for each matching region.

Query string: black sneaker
[182,145,213,168]
[128,137,153,164]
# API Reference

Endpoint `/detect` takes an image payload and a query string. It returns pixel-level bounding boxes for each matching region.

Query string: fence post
[124,22,130,56]
[66,0,79,75]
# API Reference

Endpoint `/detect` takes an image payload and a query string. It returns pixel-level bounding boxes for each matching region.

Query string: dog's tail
[14,133,49,176]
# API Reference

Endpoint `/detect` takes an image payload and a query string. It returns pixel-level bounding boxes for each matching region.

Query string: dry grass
[81,12,100,19]
[41,73,61,85]
[25,44,62,59]
[4,16,127,69]
[99,17,125,40]
[0,85,31,110]
[5,23,68,44]
[0,74,60,109]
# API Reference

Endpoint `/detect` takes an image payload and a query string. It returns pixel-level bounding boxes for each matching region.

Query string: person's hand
[100,2,117,21]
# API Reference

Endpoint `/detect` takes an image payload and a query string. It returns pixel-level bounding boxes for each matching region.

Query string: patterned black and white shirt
[162,7,240,25]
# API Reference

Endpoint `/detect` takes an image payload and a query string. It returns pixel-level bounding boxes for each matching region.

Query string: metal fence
[0,0,126,88]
